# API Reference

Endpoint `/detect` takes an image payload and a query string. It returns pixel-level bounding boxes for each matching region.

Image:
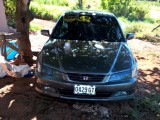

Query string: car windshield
[51,14,124,42]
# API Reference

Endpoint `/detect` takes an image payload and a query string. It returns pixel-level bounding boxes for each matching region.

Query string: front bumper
[35,73,137,101]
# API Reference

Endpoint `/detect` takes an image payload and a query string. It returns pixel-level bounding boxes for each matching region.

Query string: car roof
[64,10,115,17]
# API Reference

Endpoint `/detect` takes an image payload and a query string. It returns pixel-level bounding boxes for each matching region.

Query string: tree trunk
[78,0,83,9]
[16,0,34,65]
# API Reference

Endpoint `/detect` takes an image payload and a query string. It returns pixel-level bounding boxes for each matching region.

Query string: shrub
[101,0,108,10]
[107,0,134,17]
[101,0,149,21]
[128,3,149,21]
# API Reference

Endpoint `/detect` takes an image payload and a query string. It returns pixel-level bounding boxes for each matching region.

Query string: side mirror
[126,33,134,40]
[41,30,50,37]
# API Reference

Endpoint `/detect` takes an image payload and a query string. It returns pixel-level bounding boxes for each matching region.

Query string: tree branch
[152,24,160,32]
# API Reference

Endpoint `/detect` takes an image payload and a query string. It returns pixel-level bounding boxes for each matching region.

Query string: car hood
[41,39,131,73]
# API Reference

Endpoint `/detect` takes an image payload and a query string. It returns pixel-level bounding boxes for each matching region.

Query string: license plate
[74,84,96,95]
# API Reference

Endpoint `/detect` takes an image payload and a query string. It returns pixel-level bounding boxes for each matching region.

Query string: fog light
[44,86,57,93]
[113,91,128,97]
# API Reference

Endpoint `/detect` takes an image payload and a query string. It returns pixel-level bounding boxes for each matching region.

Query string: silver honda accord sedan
[35,10,138,101]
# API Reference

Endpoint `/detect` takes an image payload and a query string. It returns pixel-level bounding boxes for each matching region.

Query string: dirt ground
[0,19,160,120]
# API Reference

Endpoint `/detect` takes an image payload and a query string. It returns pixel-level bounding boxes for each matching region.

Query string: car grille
[58,89,113,98]
[67,73,105,82]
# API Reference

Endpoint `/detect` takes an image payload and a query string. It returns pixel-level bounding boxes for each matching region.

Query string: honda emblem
[83,76,89,80]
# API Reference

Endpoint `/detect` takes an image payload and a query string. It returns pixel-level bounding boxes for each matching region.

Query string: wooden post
[16,0,34,64]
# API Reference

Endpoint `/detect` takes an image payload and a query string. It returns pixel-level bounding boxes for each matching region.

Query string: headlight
[42,66,62,78]
[112,45,134,72]
[109,68,137,82]
[41,66,54,76]
[38,63,62,78]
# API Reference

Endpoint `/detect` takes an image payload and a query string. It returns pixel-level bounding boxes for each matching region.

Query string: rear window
[51,14,124,42]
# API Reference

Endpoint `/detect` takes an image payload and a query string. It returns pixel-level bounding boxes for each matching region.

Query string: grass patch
[29,24,42,31]
[32,0,76,7]
[128,93,160,119]
[30,2,70,21]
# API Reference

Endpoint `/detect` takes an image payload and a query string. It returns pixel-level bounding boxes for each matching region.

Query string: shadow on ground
[138,67,160,94]
[0,67,159,120]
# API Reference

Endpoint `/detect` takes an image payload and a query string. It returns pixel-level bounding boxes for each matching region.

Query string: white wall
[0,0,8,32]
